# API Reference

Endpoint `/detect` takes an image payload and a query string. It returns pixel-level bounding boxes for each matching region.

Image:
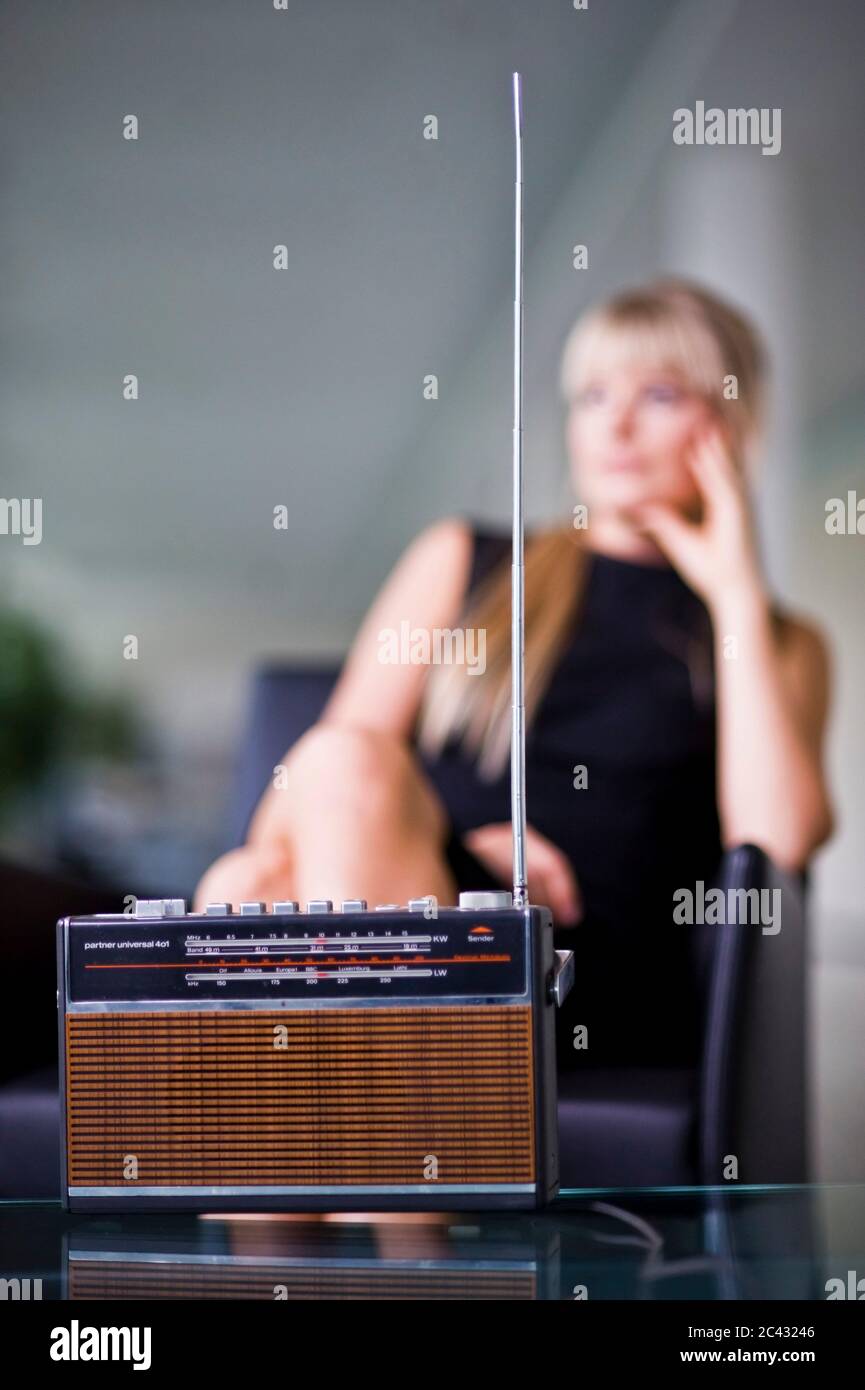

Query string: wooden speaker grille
[65,1007,536,1187]
[68,1261,536,1300]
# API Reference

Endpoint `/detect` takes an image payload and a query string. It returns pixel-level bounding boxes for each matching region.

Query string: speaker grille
[68,1261,536,1300]
[65,1007,536,1187]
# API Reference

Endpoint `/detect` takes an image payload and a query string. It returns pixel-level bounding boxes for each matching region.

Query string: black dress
[416,521,723,1067]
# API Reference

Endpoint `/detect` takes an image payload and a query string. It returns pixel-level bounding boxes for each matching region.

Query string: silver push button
[409,896,436,913]
[374,904,400,911]
[204,902,233,916]
[134,900,161,919]
[239,902,267,916]
[272,901,300,914]
[341,899,368,912]
[307,900,333,914]
[458,891,513,911]
[134,898,187,919]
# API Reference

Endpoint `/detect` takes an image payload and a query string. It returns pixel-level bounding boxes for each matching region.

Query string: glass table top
[2,1183,863,1301]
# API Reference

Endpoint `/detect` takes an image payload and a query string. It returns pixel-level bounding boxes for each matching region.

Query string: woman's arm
[243,516,474,849]
[708,590,834,870]
[318,515,474,737]
[637,425,835,872]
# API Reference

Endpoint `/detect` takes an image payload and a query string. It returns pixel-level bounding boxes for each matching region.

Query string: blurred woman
[195,277,834,1065]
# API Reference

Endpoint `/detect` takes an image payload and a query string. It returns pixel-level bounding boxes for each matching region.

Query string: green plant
[0,606,138,822]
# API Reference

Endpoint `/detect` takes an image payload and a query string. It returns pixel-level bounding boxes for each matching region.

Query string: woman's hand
[461,821,583,926]
[633,423,766,613]
[632,420,834,870]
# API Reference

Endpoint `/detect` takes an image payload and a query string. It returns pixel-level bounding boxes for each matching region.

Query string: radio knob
[239,901,267,916]
[341,899,368,912]
[458,890,513,911]
[307,900,333,914]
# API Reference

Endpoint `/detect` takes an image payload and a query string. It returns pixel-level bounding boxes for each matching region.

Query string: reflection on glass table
[2,1184,864,1301]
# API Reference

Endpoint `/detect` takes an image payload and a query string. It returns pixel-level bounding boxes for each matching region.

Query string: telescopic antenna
[511,72,528,910]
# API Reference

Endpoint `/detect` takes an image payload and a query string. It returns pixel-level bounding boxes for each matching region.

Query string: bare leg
[194,724,458,911]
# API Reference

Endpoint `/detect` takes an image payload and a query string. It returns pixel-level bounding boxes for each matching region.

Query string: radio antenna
[511,72,528,909]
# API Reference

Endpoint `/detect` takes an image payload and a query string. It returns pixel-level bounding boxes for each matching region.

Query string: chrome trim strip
[66,993,531,1013]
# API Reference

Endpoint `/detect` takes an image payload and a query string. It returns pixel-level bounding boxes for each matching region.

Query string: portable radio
[57,73,575,1213]
[58,894,573,1211]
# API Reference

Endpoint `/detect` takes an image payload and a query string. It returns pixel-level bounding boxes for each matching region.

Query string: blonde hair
[415,277,768,781]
